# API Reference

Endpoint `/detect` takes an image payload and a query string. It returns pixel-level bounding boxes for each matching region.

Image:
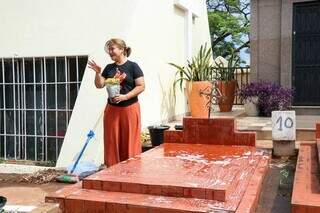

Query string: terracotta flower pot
[217,80,236,112]
[185,81,212,118]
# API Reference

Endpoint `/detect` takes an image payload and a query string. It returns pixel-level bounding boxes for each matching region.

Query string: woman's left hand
[113,94,128,104]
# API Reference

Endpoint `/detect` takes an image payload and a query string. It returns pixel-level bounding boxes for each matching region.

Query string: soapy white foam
[176,153,210,164]
[148,196,173,204]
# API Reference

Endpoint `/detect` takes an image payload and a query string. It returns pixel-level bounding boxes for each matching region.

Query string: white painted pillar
[174,0,201,60]
[186,10,193,60]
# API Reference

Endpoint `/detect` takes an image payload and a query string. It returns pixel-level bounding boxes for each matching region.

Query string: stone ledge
[291,143,320,213]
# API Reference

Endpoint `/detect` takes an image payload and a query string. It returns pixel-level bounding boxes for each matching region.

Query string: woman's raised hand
[88,59,102,74]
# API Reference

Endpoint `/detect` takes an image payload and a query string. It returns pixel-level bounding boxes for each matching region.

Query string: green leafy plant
[237,81,293,117]
[199,80,223,118]
[213,52,240,81]
[169,44,214,91]
[207,0,250,64]
[280,169,289,185]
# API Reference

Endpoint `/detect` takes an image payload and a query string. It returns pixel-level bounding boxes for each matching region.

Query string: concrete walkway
[0,164,50,174]
[169,106,320,149]
[177,107,320,130]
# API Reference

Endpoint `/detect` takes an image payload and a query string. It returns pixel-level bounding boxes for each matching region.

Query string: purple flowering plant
[238,81,294,116]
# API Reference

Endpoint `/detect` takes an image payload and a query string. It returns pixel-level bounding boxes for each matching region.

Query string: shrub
[238,81,294,116]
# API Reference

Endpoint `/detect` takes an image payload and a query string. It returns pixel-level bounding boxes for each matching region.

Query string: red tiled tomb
[291,123,320,213]
[46,117,270,212]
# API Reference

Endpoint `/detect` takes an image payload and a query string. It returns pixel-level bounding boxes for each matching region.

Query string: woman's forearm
[95,73,105,88]
[126,85,145,99]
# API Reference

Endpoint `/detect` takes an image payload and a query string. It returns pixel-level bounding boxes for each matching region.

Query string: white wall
[129,0,211,126]
[0,0,211,167]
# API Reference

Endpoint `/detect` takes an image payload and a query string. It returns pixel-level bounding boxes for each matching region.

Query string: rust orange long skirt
[103,102,141,167]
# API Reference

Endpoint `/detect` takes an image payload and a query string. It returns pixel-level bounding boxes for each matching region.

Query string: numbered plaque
[272,111,296,141]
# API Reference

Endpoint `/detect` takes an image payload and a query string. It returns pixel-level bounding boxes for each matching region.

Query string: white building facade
[0,0,211,167]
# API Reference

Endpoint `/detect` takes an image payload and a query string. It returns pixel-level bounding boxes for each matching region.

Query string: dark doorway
[293,1,320,105]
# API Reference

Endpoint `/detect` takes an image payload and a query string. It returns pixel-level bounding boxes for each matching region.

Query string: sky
[240,47,250,66]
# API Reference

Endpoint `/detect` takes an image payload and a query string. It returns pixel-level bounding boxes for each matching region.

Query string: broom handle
[70,130,95,174]
[70,110,104,174]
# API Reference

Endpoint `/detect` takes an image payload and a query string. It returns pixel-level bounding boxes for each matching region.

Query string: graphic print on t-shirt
[114,68,127,89]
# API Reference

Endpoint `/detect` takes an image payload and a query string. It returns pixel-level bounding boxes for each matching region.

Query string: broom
[56,110,103,183]
[56,130,95,183]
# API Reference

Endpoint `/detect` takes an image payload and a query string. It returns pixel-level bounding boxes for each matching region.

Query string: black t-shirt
[101,60,144,107]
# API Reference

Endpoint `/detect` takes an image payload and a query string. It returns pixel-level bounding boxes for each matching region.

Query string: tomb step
[46,156,270,213]
[292,106,320,115]
[82,169,234,202]
[256,140,316,149]
[47,188,237,213]
[291,143,320,212]
[45,182,83,212]
[82,144,262,202]
[240,129,315,141]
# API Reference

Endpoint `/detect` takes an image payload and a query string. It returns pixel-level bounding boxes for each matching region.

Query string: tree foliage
[207,0,250,64]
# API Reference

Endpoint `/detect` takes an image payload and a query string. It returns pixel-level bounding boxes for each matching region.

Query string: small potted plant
[213,52,240,112]
[238,82,260,116]
[141,131,153,152]
[104,69,126,102]
[239,81,294,117]
[256,81,293,117]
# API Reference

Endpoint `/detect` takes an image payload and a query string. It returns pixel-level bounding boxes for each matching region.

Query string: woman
[88,38,145,167]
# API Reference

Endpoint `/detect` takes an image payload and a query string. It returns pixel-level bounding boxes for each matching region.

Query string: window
[0,56,88,163]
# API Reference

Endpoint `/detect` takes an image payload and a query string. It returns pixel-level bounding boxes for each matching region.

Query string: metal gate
[0,56,87,163]
[293,1,320,105]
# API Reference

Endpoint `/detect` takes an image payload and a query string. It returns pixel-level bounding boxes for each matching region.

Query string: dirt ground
[256,155,296,213]
[0,182,65,206]
[0,170,68,206]
[0,169,66,184]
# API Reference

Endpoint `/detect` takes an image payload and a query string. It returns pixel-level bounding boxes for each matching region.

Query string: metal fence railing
[211,66,251,105]
[234,66,250,105]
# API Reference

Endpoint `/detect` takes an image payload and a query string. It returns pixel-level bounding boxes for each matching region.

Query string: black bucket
[174,124,183,130]
[147,125,170,146]
[0,196,7,209]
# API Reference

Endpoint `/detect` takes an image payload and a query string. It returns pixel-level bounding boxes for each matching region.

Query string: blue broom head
[87,130,95,139]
